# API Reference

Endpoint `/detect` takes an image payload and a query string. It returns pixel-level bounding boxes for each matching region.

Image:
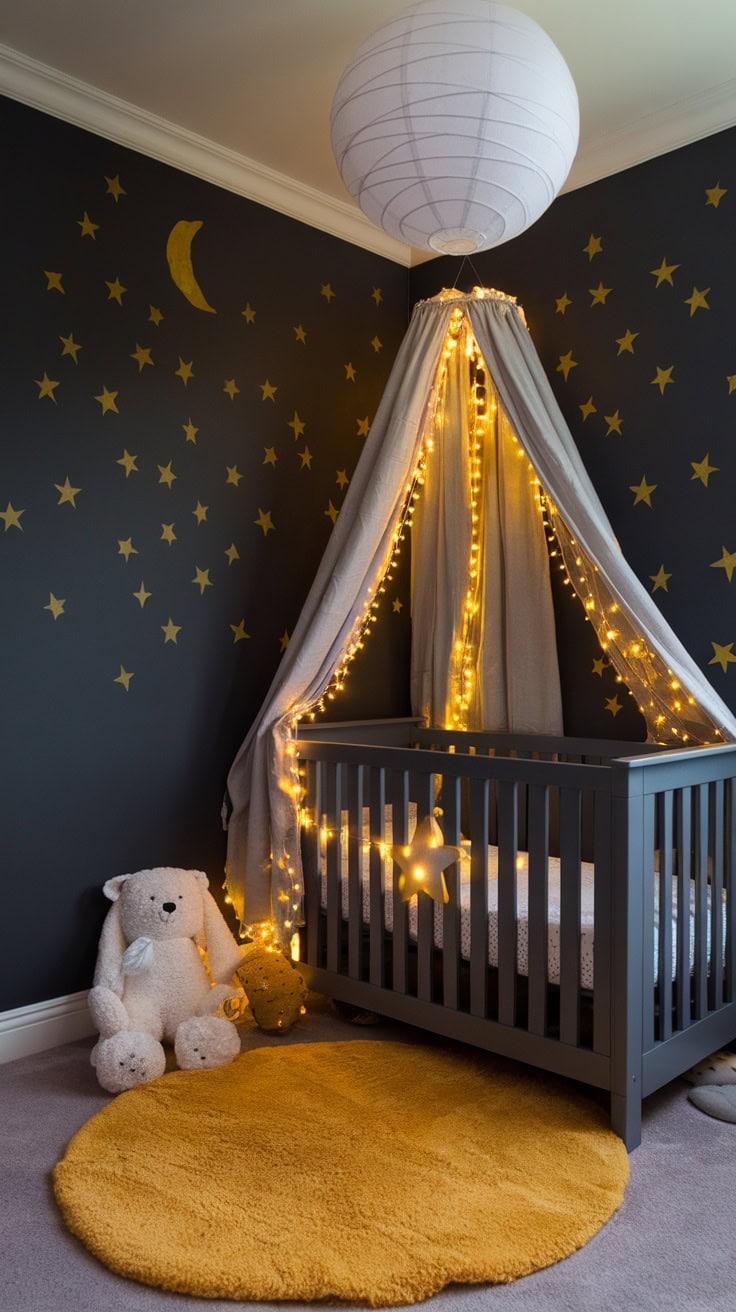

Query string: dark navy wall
[0,97,409,1010]
[411,126,736,741]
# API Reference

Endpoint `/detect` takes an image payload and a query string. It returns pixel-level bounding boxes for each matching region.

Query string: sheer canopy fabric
[223,289,736,939]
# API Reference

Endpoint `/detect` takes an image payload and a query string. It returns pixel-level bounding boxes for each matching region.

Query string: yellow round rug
[53,1040,629,1305]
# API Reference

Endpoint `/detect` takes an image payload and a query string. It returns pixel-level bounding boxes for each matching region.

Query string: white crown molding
[0,990,94,1064]
[565,76,736,193]
[0,42,414,268]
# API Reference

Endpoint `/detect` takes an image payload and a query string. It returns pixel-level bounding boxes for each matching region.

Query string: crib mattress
[318,814,724,991]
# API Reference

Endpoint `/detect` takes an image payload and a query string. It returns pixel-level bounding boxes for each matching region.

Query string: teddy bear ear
[102,873,131,902]
[191,870,210,890]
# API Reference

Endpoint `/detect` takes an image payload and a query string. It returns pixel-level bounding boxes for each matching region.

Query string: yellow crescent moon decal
[166,220,216,314]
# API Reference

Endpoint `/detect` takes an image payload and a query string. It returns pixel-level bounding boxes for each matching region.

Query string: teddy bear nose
[162,901,177,914]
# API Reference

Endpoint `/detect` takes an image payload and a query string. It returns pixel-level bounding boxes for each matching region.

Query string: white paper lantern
[331,0,579,254]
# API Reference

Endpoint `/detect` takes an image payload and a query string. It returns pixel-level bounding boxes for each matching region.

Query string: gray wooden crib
[294,719,736,1149]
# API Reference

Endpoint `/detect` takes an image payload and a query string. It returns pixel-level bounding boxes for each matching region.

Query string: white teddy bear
[88,867,245,1093]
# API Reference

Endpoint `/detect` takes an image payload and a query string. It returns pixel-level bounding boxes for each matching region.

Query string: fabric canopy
[222,288,736,939]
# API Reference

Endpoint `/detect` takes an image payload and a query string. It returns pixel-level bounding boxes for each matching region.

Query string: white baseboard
[0,991,94,1064]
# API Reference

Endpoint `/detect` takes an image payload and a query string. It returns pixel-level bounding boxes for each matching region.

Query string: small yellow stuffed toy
[235,943,307,1033]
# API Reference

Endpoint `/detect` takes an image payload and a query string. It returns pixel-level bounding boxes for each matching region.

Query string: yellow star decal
[161,618,182,644]
[392,814,461,904]
[650,257,679,287]
[684,286,710,316]
[727,374,736,395]
[579,396,597,421]
[280,629,290,651]
[55,476,81,507]
[320,283,335,302]
[148,305,164,327]
[114,665,134,691]
[161,522,177,544]
[604,695,622,717]
[630,476,656,507]
[230,619,250,643]
[691,454,718,487]
[336,469,349,489]
[294,324,307,343]
[299,446,313,469]
[556,351,578,381]
[324,500,339,524]
[105,277,126,304]
[288,411,306,439]
[709,642,736,674]
[105,174,126,201]
[710,547,736,583]
[44,270,64,293]
[133,582,151,607]
[77,211,99,239]
[95,386,119,415]
[35,372,60,402]
[225,543,240,565]
[182,418,198,444]
[651,366,674,395]
[158,462,176,488]
[705,182,727,208]
[555,293,572,314]
[192,501,208,525]
[392,597,403,613]
[650,565,671,592]
[371,336,382,353]
[356,416,370,437]
[344,362,356,382]
[130,343,153,371]
[616,329,639,355]
[175,358,194,386]
[59,333,82,363]
[117,450,138,477]
[589,282,612,306]
[371,287,383,305]
[44,593,65,619]
[242,303,256,323]
[583,234,603,260]
[192,567,213,595]
[263,447,278,467]
[260,379,277,402]
[0,502,24,531]
[117,537,138,561]
[226,465,243,486]
[223,378,240,399]
[592,657,607,676]
[604,410,623,435]
[255,508,275,535]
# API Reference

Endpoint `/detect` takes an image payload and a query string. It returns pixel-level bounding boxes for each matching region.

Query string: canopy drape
[223,288,736,940]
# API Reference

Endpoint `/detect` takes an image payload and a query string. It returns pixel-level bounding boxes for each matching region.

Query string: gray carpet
[3,1003,735,1312]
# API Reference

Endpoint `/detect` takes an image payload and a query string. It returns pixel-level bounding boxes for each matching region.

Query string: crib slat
[709,780,724,1010]
[497,780,518,1027]
[368,767,386,988]
[415,774,436,1003]
[527,784,549,1037]
[656,792,674,1043]
[391,770,410,995]
[592,791,612,1056]
[303,758,322,966]
[325,764,343,974]
[694,784,708,1019]
[559,787,581,1047]
[675,787,691,1030]
[727,779,736,1004]
[642,793,656,1050]
[469,777,490,1018]
[347,764,364,980]
[441,774,462,1011]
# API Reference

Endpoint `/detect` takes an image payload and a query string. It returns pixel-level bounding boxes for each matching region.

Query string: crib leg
[610,1089,642,1151]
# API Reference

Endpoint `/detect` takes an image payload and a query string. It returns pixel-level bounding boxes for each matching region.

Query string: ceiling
[1,0,736,264]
